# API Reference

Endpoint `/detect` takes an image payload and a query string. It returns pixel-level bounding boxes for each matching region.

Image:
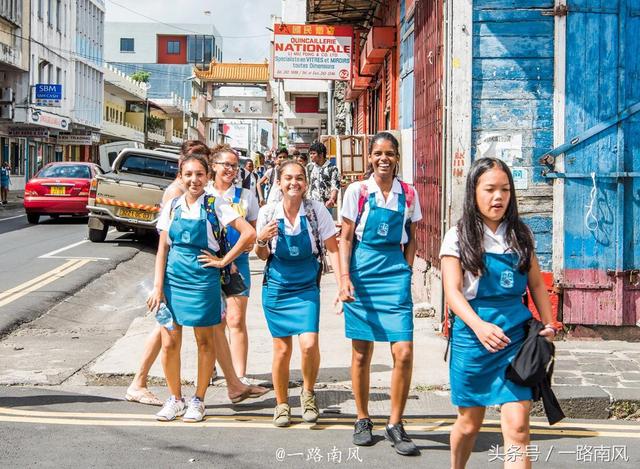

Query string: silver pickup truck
[86,148,178,242]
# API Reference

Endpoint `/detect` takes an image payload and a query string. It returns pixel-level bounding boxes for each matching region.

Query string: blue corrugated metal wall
[472,0,555,270]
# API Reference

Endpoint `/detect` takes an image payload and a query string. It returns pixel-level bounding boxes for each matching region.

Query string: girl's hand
[539,324,557,343]
[333,296,343,315]
[198,250,227,269]
[146,287,164,313]
[258,220,278,244]
[339,276,355,302]
[472,321,511,353]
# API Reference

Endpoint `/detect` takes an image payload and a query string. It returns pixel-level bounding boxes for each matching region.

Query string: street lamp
[182,75,196,140]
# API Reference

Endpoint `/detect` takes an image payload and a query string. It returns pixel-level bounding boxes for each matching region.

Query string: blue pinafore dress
[450,252,533,407]
[344,191,413,342]
[164,204,222,327]
[224,187,251,296]
[262,216,320,338]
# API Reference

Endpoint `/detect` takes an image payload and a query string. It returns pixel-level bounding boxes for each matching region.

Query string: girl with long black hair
[440,157,558,468]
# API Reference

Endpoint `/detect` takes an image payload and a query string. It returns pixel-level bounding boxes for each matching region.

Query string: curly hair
[178,140,210,174]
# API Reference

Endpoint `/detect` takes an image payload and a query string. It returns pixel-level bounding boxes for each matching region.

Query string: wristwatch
[257,238,269,247]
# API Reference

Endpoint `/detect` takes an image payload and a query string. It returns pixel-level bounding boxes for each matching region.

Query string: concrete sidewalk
[90,255,640,420]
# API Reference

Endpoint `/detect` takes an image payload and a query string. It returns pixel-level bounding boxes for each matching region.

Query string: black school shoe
[384,422,420,456]
[353,418,374,446]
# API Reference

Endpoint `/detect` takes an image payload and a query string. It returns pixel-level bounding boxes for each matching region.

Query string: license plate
[118,208,154,221]
[50,186,66,196]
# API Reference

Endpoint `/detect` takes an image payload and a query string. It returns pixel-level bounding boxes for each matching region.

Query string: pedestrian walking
[147,150,257,422]
[1,162,11,205]
[127,141,268,408]
[440,157,558,469]
[339,132,422,456]
[208,144,259,383]
[258,148,288,204]
[240,158,262,204]
[308,141,340,215]
[255,160,341,428]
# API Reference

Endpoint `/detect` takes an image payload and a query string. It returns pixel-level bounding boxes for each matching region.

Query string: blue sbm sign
[35,84,62,100]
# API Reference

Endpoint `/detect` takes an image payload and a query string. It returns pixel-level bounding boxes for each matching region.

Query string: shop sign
[57,132,94,145]
[273,23,353,80]
[29,108,70,130]
[34,84,63,107]
[7,126,49,138]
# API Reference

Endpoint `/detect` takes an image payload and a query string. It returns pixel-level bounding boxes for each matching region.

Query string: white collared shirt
[341,176,422,244]
[206,182,259,222]
[439,222,513,300]
[156,192,239,251]
[256,199,337,254]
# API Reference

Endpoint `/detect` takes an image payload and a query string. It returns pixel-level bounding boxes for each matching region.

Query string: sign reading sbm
[35,84,62,100]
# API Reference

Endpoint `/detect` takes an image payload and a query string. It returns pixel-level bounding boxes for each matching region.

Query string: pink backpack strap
[399,180,414,209]
[355,183,369,227]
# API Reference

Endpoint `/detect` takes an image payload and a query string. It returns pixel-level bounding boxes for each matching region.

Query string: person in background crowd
[339,132,422,456]
[440,157,558,469]
[241,159,262,204]
[258,148,289,204]
[256,160,341,428]
[308,141,340,216]
[1,162,11,205]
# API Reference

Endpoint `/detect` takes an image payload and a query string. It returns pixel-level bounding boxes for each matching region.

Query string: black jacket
[506,319,565,425]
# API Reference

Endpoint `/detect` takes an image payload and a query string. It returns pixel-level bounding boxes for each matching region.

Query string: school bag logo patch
[500,270,514,289]
[289,245,300,257]
[377,222,389,237]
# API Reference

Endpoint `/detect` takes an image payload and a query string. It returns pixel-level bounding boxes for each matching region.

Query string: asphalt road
[0,386,638,469]
[0,211,152,336]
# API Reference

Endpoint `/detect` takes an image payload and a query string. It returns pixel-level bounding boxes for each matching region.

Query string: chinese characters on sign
[275,446,363,464]
[272,24,353,81]
[488,444,629,463]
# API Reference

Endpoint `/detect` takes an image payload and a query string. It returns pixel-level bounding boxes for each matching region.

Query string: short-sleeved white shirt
[156,192,239,251]
[438,222,513,300]
[264,167,283,203]
[256,199,337,254]
[206,183,259,222]
[341,176,422,244]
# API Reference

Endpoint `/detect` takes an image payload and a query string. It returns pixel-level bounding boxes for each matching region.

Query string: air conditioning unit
[0,104,14,120]
[318,93,328,111]
[0,87,14,103]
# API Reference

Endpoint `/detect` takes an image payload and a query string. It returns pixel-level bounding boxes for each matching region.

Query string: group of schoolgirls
[142,134,560,465]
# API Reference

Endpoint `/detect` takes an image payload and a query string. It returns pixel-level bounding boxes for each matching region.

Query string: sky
[104,0,282,63]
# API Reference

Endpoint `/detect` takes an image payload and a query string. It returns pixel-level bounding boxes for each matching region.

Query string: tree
[131,71,150,83]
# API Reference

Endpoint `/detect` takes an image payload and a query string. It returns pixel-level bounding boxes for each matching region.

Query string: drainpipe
[327,80,334,135]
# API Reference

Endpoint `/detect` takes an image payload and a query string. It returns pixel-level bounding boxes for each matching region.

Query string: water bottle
[155,302,174,331]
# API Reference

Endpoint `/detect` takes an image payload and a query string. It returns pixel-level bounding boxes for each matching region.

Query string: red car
[24,162,104,224]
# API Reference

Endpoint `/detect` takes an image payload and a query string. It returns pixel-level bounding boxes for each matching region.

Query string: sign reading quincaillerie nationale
[272,24,352,81]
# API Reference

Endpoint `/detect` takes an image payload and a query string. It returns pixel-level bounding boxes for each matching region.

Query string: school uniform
[156,193,239,327]
[439,224,533,407]
[257,200,336,338]
[341,176,422,342]
[207,182,259,296]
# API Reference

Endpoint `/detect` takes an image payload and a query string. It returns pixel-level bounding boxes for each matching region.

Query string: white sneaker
[183,396,206,423]
[155,396,185,421]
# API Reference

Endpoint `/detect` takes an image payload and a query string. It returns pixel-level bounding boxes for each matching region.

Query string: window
[118,154,178,179]
[0,0,21,24]
[120,38,134,52]
[48,0,54,27]
[56,0,62,31]
[167,41,180,54]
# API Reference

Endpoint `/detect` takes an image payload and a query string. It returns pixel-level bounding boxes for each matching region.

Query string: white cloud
[105,0,281,62]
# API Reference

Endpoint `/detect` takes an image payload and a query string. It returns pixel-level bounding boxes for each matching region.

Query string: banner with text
[273,24,353,81]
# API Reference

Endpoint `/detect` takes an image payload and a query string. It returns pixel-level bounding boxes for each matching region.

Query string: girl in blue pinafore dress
[440,157,559,468]
[339,132,423,456]
[147,153,256,423]
[255,160,342,428]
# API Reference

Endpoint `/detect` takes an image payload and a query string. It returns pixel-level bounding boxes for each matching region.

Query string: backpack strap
[168,196,180,221]
[203,195,223,249]
[233,186,243,204]
[303,199,325,261]
[355,183,369,228]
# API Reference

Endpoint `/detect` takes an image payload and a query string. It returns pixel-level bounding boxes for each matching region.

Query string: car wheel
[88,225,108,242]
[26,213,40,224]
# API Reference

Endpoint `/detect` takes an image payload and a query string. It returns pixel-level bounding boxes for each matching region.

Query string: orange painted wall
[157,35,187,64]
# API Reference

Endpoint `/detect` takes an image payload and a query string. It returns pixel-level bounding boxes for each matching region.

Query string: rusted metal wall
[413,0,444,266]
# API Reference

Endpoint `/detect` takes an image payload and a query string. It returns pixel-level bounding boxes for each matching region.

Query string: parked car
[86,148,178,242]
[23,162,103,225]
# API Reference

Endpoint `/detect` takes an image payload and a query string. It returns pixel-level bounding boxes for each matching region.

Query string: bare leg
[501,401,532,469]
[130,327,162,389]
[450,406,486,469]
[272,337,293,405]
[159,325,183,398]
[225,295,249,377]
[388,341,413,424]
[192,326,216,400]
[351,340,374,420]
[298,333,320,392]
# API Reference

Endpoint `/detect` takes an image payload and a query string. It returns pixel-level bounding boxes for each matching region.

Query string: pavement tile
[579,362,618,374]
[620,372,640,382]
[552,377,584,386]
[582,376,623,388]
[610,360,640,372]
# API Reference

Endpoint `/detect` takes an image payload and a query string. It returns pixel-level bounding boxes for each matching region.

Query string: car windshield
[118,154,178,179]
[38,165,91,179]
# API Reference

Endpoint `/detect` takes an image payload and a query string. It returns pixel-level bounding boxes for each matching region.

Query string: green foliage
[147,115,164,133]
[131,71,150,83]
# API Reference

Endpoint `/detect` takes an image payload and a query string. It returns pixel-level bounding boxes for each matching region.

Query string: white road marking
[0,214,26,222]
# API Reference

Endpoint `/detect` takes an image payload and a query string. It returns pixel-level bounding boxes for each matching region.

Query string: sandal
[125,387,163,406]
[229,388,252,404]
[247,385,269,398]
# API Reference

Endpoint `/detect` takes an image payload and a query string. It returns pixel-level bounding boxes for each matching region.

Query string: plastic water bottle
[155,302,174,331]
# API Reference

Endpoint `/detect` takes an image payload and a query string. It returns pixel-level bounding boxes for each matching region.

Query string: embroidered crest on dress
[377,222,389,237]
[500,270,514,288]
[289,245,300,257]
[181,231,191,243]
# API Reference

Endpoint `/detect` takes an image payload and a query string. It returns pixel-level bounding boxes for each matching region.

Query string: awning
[306,0,381,28]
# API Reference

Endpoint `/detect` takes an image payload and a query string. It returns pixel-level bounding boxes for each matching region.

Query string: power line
[106,0,271,39]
